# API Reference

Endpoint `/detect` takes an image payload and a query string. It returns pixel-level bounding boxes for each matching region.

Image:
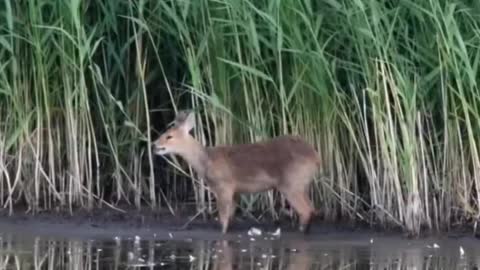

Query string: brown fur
[152,110,320,234]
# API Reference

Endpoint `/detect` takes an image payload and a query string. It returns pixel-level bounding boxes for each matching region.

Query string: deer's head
[152,110,196,156]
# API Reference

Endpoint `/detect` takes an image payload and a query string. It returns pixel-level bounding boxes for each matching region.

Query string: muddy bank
[0,204,477,242]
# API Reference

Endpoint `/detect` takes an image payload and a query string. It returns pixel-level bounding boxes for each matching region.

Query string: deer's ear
[175,110,195,133]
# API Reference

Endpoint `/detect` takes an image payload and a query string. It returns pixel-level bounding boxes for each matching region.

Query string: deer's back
[204,135,319,193]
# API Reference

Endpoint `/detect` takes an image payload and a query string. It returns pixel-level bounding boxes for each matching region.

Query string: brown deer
[152,110,320,234]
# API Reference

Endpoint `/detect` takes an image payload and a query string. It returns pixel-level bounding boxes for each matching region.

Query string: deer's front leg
[215,189,235,234]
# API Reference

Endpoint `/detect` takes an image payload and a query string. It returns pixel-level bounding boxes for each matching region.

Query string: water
[0,229,479,269]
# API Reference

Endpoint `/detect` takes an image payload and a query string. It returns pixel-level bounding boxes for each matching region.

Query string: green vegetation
[1,0,480,235]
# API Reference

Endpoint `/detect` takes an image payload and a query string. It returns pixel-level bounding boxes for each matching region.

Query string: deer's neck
[180,140,209,178]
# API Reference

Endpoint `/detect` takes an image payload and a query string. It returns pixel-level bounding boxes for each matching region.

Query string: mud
[0,204,476,241]
[0,205,369,241]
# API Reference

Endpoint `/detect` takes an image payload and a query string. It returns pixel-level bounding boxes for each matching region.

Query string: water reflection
[0,232,478,269]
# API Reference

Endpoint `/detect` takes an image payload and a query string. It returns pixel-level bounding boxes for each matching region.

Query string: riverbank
[0,204,477,242]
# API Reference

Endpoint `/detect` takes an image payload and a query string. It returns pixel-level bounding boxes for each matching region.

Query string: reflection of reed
[0,235,478,269]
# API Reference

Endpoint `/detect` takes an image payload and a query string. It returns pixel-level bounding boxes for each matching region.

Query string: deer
[152,110,321,234]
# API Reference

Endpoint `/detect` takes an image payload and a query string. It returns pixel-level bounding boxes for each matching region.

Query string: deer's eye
[166,135,173,140]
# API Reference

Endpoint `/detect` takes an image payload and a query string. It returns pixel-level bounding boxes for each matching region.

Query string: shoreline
[0,205,477,242]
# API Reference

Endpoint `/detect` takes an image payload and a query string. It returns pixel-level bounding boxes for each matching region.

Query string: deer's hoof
[299,223,311,234]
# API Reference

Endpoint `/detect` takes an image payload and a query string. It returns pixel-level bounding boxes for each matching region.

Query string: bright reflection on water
[0,232,479,269]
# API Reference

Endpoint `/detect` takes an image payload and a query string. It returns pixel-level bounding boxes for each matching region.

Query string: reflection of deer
[152,110,320,234]
[211,239,313,270]
[212,240,233,270]
[285,240,313,270]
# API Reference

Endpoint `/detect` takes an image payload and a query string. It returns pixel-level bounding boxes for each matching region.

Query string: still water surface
[0,230,479,269]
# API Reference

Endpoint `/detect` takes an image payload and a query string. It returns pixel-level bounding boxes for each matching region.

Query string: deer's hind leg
[279,173,315,234]
[280,163,317,233]
[298,191,315,233]
[281,189,314,233]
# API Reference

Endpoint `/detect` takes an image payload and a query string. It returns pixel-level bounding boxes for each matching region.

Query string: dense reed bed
[1,0,480,235]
